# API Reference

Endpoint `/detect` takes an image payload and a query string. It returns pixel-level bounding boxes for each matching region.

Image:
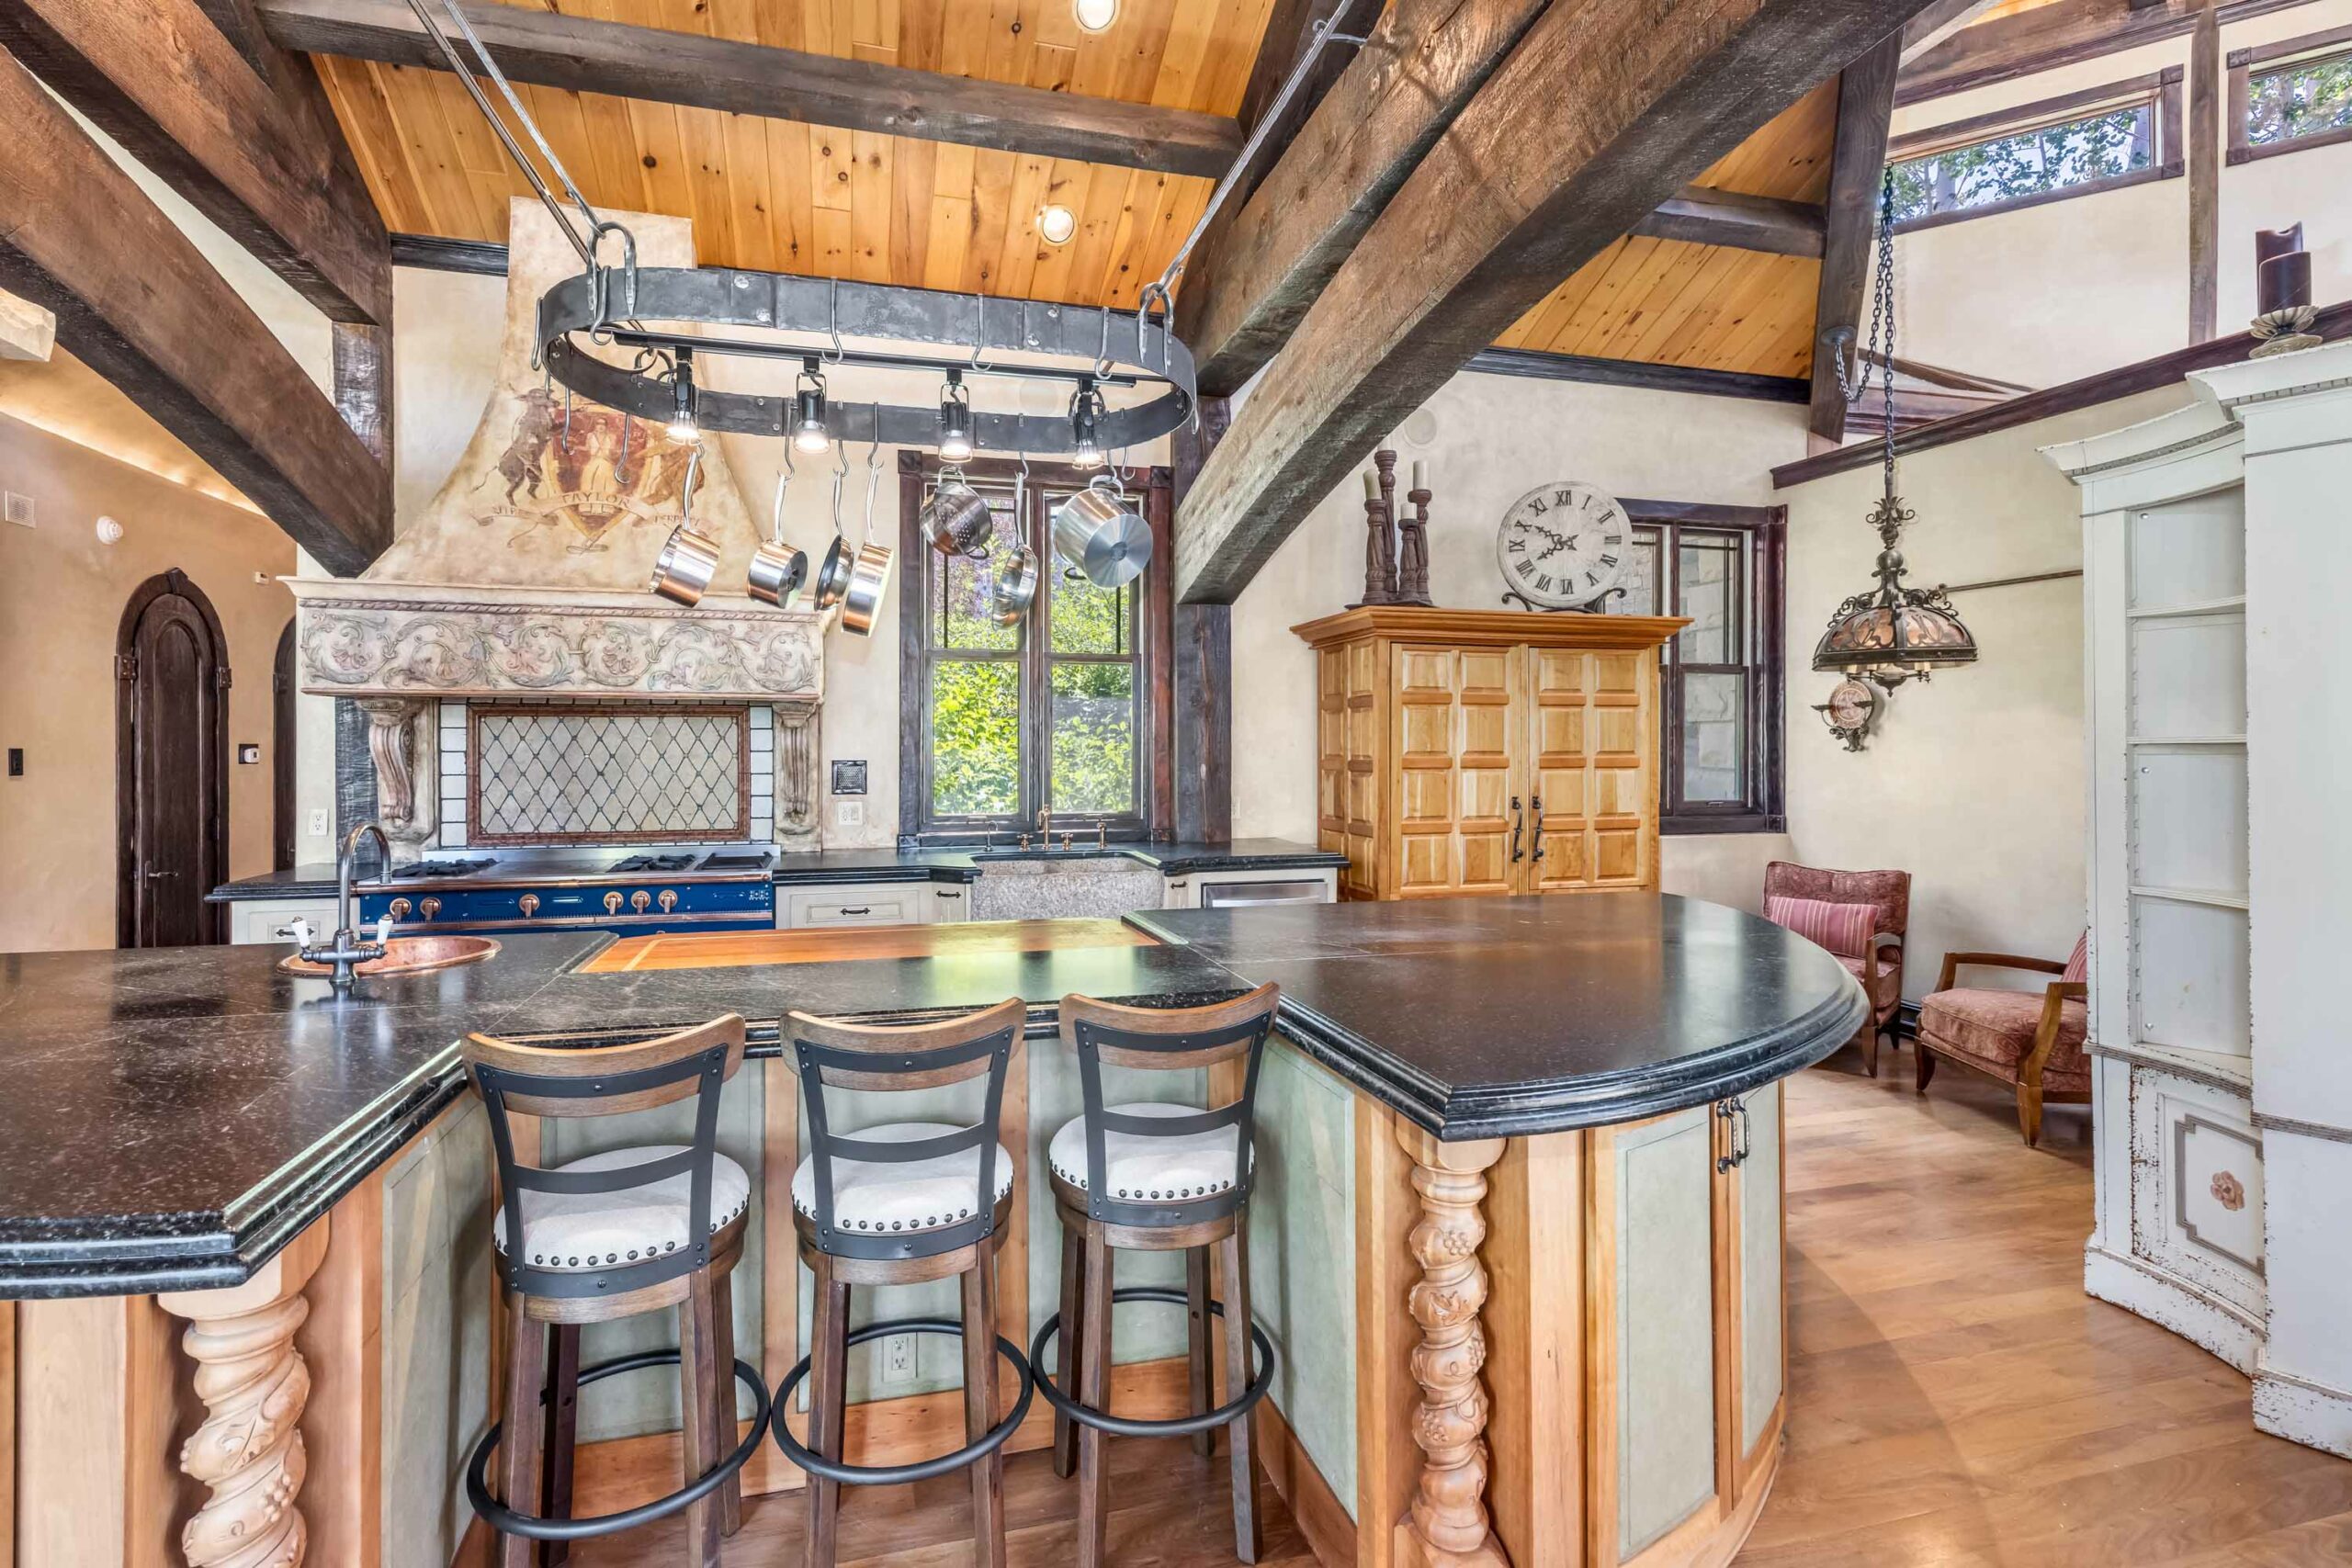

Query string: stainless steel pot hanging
[648,446,721,606]
[920,465,995,558]
[1051,471,1152,588]
[839,428,895,637]
[987,456,1040,626]
[810,443,854,612]
[747,457,808,607]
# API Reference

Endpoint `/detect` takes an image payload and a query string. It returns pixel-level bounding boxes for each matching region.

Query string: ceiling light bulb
[938,373,976,462]
[793,364,831,454]
[666,351,700,444]
[1038,205,1078,245]
[1073,0,1118,31]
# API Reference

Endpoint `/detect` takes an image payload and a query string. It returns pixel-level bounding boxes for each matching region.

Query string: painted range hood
[292,200,823,859]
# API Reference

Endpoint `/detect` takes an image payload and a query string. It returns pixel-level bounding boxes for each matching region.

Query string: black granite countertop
[207,863,343,901]
[0,894,1858,1298]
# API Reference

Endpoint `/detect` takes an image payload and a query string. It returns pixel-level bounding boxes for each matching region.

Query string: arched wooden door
[117,570,229,947]
[274,619,298,871]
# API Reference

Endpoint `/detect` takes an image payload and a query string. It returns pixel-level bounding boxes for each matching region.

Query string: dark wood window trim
[1619,500,1786,837]
[897,453,1174,846]
[1889,69,2184,235]
[2228,20,2352,164]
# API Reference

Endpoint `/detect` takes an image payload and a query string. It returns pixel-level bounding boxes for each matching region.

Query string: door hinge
[116,652,136,682]
[216,666,233,691]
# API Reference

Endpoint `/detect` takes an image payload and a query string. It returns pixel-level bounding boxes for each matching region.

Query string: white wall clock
[1498,480,1631,610]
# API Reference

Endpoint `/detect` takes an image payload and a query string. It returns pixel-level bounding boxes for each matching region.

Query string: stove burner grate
[611,852,699,874]
[385,857,495,879]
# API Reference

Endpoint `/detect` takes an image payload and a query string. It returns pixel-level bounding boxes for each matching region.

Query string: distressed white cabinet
[775,881,938,929]
[226,896,339,945]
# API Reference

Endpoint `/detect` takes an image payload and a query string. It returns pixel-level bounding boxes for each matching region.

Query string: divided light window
[1887,70,2181,231]
[900,457,1168,842]
[1606,504,1784,833]
[2232,23,2352,164]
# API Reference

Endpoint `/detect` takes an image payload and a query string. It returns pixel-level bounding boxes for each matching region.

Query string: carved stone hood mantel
[293,200,826,860]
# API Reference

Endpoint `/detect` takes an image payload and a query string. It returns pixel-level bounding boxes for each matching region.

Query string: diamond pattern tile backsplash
[470,705,748,843]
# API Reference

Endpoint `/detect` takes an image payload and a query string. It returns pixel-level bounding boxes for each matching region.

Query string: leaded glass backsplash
[464,703,752,845]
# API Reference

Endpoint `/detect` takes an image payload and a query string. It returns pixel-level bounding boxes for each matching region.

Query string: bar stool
[461,1015,770,1568]
[772,998,1037,1568]
[1032,984,1281,1568]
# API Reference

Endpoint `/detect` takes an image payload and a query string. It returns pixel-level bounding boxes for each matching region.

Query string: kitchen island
[0,894,1861,1568]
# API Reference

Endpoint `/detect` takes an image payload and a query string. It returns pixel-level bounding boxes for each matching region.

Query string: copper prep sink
[278,935,501,977]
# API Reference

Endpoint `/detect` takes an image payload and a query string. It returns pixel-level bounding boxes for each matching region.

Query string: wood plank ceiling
[307,0,1851,380]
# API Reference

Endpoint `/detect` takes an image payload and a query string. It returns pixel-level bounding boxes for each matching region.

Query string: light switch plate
[834,799,865,828]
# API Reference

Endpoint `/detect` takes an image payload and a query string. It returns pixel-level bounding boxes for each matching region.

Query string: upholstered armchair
[1761,862,1908,1077]
[1916,934,2090,1146]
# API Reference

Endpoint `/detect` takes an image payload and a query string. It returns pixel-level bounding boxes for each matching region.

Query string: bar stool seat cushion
[790,1122,1015,1235]
[494,1145,752,1271]
[1047,1103,1250,1202]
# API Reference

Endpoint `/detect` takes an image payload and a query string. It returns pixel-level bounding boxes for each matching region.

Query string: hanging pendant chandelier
[1812,170,1978,690]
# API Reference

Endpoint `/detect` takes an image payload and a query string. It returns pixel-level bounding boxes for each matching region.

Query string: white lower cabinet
[227,897,339,945]
[775,881,938,929]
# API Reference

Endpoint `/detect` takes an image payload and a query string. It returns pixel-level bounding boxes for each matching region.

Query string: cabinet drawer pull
[839,906,872,916]
[935,890,962,899]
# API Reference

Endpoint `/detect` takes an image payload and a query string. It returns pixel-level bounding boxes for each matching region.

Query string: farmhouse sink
[968,845,1132,862]
[278,935,501,977]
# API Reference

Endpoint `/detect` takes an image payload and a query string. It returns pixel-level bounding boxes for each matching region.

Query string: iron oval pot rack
[537,269,1197,457]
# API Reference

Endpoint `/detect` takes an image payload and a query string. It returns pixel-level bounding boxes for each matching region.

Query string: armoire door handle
[1530,795,1544,862]
[1509,796,1524,863]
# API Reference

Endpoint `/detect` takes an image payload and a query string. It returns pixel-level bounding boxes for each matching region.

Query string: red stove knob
[518,893,540,918]
[604,891,624,914]
[658,888,678,913]
[630,889,651,913]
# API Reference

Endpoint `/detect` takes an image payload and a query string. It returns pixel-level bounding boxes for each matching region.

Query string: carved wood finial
[1395,1128,1510,1568]
[159,1224,329,1568]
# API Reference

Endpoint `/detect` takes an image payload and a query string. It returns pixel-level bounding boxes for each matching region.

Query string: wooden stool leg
[1220,1223,1261,1564]
[678,1270,722,1568]
[1076,1229,1114,1568]
[499,1296,547,1568]
[1054,1222,1084,1479]
[806,1266,852,1568]
[1186,1246,1215,1459]
[712,1270,741,1538]
[962,1247,1007,1568]
[540,1323,581,1568]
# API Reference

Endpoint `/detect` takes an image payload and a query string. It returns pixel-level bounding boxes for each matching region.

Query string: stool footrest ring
[1030,1286,1275,1438]
[773,1315,1037,1487]
[466,1349,770,1542]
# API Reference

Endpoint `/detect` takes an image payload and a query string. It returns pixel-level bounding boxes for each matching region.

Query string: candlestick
[1363,471,1379,500]
[2258,250,2312,314]
[1411,459,1427,490]
[1396,483,1434,606]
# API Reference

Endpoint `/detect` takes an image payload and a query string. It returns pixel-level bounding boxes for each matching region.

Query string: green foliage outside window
[2247,51,2352,146]
[1889,102,2153,223]
[932,660,1019,816]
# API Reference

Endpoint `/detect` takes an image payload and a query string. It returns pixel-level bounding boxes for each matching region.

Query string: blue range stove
[357,848,775,937]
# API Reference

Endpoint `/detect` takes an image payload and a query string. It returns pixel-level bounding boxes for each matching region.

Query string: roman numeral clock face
[1497,481,1630,610]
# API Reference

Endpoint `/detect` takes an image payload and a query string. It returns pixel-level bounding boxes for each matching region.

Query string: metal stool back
[1041,984,1282,1568]
[461,1016,764,1568]
[780,998,1035,1568]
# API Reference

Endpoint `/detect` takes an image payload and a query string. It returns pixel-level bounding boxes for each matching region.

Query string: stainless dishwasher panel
[1199,878,1330,908]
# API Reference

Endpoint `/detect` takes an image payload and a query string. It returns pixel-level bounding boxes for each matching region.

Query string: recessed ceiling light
[1038,205,1078,245]
[1074,0,1118,32]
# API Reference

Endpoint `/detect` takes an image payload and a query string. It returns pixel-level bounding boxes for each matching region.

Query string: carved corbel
[775,701,820,847]
[355,696,437,863]
[1395,1126,1511,1568]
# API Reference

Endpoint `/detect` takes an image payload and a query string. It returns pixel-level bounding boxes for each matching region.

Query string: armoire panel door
[1587,649,1654,888]
[1589,1106,1724,1566]
[1392,645,1519,897]
[1524,646,1594,893]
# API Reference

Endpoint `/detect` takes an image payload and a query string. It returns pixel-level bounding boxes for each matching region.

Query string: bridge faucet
[300,822,392,987]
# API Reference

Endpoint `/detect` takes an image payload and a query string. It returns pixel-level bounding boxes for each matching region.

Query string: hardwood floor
[556,1043,2352,1566]
[1743,1042,2352,1567]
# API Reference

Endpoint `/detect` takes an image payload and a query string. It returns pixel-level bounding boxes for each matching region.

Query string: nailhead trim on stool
[1047,1101,1251,1201]
[492,1144,751,1270]
[789,1122,1016,1234]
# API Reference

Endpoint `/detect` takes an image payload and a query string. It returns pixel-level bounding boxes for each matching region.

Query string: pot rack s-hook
[968,288,994,373]
[678,442,703,527]
[1093,300,1116,380]
[771,446,795,547]
[829,434,849,539]
[586,220,640,344]
[862,404,884,547]
[822,276,846,366]
[615,411,634,487]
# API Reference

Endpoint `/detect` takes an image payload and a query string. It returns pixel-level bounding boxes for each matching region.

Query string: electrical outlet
[308,808,330,837]
[3,491,31,528]
[881,1331,918,1385]
[834,799,865,828]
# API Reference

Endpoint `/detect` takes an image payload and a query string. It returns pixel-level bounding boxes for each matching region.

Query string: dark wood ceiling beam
[253,0,1245,179]
[0,0,391,325]
[1896,0,2311,105]
[1805,35,1903,443]
[1632,186,1826,257]
[0,49,390,572]
[1175,0,1555,397]
[1173,0,1939,605]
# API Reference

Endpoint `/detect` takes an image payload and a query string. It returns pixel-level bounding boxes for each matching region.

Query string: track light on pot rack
[937,371,976,462]
[664,348,699,444]
[1070,378,1104,467]
[792,359,831,455]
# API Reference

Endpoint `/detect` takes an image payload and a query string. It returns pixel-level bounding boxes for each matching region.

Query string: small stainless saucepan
[810,446,854,612]
[840,434,895,637]
[649,447,721,606]
[988,457,1039,626]
[747,458,808,607]
[1051,471,1153,588]
[921,466,995,558]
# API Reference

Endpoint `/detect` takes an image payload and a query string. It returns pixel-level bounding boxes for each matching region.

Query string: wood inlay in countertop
[578,919,1159,974]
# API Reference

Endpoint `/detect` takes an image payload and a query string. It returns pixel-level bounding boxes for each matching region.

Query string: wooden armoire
[1295,606,1685,901]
